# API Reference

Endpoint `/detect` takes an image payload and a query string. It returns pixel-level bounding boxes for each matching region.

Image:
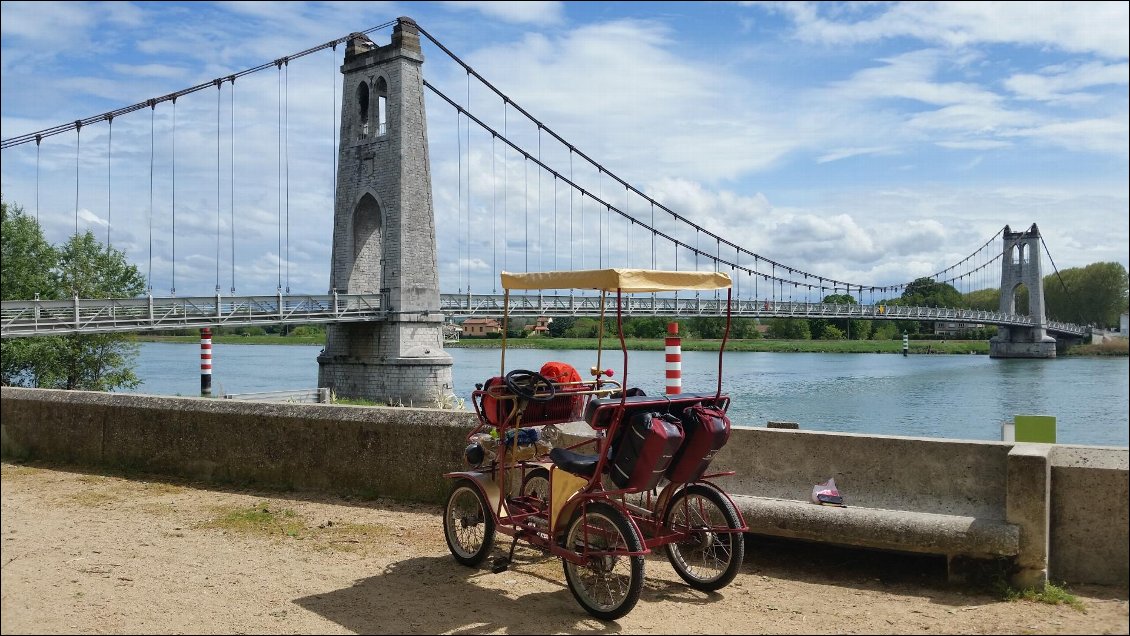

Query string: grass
[197,502,394,552]
[998,581,1086,612]
[199,503,307,538]
[1062,340,1129,356]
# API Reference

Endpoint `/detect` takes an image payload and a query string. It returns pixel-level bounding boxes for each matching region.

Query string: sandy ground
[1,461,1127,635]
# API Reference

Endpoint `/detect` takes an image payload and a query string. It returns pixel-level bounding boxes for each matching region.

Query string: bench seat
[731,494,1020,575]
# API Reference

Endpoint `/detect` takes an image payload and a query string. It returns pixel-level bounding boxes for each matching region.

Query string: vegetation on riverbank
[131,332,1130,356]
[132,333,998,355]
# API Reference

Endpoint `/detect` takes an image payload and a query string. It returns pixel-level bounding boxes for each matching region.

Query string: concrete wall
[1,387,475,504]
[1048,446,1129,586]
[2,386,1126,586]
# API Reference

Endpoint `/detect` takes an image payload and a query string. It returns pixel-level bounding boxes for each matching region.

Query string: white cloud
[438,1,564,25]
[1005,61,1130,102]
[770,1,1130,59]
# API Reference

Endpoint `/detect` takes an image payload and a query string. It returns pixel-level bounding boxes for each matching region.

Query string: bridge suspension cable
[416,22,1007,298]
[1,21,398,150]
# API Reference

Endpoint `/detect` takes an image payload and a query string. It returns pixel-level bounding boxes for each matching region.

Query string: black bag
[609,411,684,491]
[666,404,731,483]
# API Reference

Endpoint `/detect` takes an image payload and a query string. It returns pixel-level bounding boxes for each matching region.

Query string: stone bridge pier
[990,224,1057,359]
[317,18,453,404]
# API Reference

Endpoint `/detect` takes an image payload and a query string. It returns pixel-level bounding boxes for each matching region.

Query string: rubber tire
[443,479,496,567]
[562,501,645,620]
[519,467,551,509]
[663,484,745,591]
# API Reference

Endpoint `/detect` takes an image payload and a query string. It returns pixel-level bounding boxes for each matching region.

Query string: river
[126,342,1129,447]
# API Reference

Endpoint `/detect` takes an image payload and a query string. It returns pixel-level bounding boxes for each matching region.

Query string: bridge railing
[437,293,1088,337]
[1,293,385,338]
[2,292,1088,338]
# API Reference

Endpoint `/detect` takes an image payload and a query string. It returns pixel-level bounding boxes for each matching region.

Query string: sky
[1,1,1127,300]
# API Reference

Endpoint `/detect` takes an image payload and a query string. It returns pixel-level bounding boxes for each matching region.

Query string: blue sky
[1,1,1126,299]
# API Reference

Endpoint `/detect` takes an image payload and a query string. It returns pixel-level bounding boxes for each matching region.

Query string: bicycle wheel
[562,501,644,620]
[443,479,496,567]
[519,466,551,508]
[663,484,745,591]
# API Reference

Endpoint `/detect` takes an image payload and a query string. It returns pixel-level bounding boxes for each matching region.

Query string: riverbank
[131,334,994,355]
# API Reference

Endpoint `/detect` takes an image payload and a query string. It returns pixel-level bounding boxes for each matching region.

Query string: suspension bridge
[0,18,1089,400]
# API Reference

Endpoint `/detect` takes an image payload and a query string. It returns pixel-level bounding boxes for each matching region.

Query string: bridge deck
[1,293,1086,338]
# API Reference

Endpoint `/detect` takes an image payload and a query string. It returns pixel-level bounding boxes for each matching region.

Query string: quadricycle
[442,268,747,619]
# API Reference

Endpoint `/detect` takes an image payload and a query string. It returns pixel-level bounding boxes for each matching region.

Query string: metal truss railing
[1,293,385,338]
[438,293,1089,337]
[1,291,1088,339]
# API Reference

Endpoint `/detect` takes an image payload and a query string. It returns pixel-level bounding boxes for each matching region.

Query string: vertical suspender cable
[216,81,222,292]
[553,175,558,270]
[491,135,497,293]
[230,78,236,294]
[35,135,42,225]
[107,117,113,248]
[569,151,574,270]
[277,63,282,292]
[331,46,337,293]
[456,106,463,292]
[74,122,81,237]
[580,192,585,268]
[524,152,528,271]
[597,169,602,269]
[650,202,655,270]
[502,102,507,274]
[148,102,155,293]
[537,127,542,271]
[171,98,177,296]
[284,60,291,294]
[465,72,471,293]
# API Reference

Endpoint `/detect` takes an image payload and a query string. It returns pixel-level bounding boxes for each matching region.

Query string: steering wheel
[504,369,557,403]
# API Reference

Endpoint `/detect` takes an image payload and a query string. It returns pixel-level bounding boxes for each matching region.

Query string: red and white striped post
[665,322,682,395]
[200,327,213,397]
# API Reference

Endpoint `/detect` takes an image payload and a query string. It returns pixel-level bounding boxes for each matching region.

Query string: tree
[1044,262,1128,327]
[1,199,146,391]
[766,318,811,339]
[901,277,964,308]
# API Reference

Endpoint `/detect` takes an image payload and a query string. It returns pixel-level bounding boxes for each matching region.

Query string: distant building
[934,321,985,337]
[462,318,502,337]
[1120,312,1128,337]
[524,316,552,335]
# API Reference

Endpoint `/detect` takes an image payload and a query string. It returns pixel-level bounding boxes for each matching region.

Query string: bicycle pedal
[490,558,509,573]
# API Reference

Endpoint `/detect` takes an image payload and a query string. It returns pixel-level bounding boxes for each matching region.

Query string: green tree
[1,200,146,391]
[820,324,845,340]
[963,288,1000,312]
[901,277,964,308]
[1,200,56,299]
[1044,262,1128,327]
[766,318,811,339]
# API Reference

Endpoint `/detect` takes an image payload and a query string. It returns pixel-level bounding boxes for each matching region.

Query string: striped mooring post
[666,322,682,395]
[200,327,213,397]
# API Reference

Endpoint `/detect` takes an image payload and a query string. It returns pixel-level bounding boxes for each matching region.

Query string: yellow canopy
[501,268,732,293]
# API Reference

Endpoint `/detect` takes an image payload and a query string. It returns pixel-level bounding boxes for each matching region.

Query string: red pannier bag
[609,411,684,491]
[666,403,731,483]
[479,376,510,427]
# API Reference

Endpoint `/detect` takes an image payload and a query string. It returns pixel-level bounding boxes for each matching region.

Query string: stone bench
[714,428,1051,586]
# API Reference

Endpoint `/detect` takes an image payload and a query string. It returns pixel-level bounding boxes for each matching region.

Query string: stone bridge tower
[989,224,1057,358]
[317,18,454,403]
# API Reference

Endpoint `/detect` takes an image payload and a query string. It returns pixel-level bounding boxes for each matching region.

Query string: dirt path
[2,462,1126,635]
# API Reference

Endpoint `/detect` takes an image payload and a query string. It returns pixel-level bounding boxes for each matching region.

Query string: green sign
[1014,414,1057,443]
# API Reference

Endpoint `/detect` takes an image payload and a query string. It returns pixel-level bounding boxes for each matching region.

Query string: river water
[127,342,1129,447]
